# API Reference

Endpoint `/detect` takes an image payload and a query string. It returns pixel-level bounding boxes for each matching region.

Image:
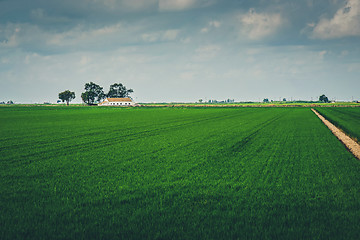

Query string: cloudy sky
[1,0,359,103]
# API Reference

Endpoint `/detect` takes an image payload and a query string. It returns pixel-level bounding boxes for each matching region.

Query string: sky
[0,0,359,103]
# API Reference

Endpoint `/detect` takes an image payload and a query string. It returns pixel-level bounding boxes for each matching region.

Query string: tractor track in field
[231,112,286,152]
[1,110,253,163]
[312,109,360,160]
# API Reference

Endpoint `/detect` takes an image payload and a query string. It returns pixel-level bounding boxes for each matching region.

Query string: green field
[316,107,360,142]
[1,106,360,239]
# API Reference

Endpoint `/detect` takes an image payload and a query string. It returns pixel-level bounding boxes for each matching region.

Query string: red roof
[106,98,133,102]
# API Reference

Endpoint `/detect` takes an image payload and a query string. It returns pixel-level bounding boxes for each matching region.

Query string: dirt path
[312,109,360,160]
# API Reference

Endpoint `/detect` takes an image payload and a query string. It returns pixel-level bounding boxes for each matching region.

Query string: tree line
[58,82,133,105]
[262,94,330,103]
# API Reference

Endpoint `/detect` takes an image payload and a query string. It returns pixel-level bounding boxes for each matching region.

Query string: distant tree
[263,98,269,103]
[81,82,105,105]
[283,98,287,102]
[319,94,329,103]
[199,99,203,103]
[81,92,91,105]
[107,83,133,98]
[58,90,75,105]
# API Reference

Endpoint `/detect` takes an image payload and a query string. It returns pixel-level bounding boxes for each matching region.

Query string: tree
[58,90,75,105]
[81,82,105,105]
[319,94,329,103]
[263,98,269,103]
[107,83,133,98]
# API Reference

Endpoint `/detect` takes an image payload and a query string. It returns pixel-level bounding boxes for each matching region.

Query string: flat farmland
[1,106,360,239]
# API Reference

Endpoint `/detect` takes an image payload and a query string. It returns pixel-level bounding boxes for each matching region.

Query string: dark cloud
[0,0,359,103]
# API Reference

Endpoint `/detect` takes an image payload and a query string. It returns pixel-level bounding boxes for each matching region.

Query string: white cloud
[209,20,221,28]
[0,34,18,47]
[91,0,117,9]
[180,71,196,81]
[1,58,10,64]
[163,29,180,40]
[347,63,360,72]
[141,29,180,42]
[239,8,284,40]
[0,22,126,49]
[120,0,157,11]
[91,23,123,35]
[141,33,158,42]
[30,8,70,23]
[341,50,349,57]
[158,0,214,11]
[318,50,327,59]
[193,44,221,61]
[0,19,181,54]
[200,20,221,33]
[31,8,45,19]
[200,27,209,33]
[0,23,24,48]
[79,56,92,66]
[311,0,360,39]
[0,21,143,53]
[159,0,197,11]
[47,23,123,46]
[88,0,157,11]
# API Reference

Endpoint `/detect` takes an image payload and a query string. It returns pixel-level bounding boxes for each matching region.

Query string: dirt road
[312,109,360,160]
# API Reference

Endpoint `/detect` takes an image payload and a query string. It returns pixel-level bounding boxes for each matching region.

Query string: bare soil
[312,109,360,160]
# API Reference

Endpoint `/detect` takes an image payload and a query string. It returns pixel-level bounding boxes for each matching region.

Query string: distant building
[98,97,135,106]
[208,99,234,103]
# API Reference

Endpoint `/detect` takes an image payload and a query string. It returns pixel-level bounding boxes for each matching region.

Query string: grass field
[1,106,360,239]
[316,107,360,143]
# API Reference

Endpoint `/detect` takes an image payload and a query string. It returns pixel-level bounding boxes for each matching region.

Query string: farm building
[98,97,135,106]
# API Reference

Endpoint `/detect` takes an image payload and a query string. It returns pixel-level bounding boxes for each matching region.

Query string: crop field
[1,106,360,239]
[316,107,360,142]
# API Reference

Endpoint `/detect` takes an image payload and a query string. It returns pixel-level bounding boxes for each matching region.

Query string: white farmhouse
[98,97,135,106]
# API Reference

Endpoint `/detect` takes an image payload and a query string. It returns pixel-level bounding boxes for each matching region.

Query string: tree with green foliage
[319,94,329,103]
[107,83,133,98]
[58,90,75,105]
[81,82,105,105]
[263,98,269,103]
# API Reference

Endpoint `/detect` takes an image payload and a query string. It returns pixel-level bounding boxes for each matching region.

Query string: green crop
[316,107,360,142]
[1,106,359,239]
